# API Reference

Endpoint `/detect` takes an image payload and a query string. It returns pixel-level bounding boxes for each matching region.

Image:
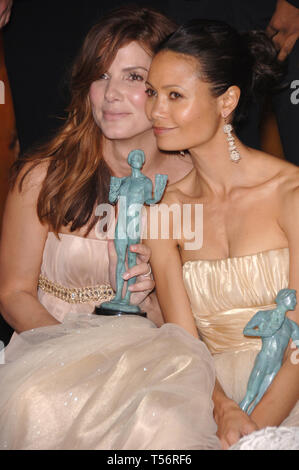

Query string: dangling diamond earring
[223,118,241,163]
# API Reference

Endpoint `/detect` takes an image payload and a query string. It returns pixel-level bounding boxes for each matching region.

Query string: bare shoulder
[272,157,299,201]
[281,169,299,218]
[258,153,299,223]
[248,149,298,191]
[5,159,51,231]
[13,159,50,194]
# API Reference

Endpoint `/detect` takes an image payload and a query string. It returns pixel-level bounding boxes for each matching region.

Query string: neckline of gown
[48,231,108,243]
[47,233,289,263]
[183,246,289,267]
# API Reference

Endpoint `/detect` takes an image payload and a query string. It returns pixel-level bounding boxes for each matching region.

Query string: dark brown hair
[156,19,285,126]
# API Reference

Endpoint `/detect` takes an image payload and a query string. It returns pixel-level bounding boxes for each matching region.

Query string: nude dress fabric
[1,238,298,450]
[37,232,112,321]
[0,232,220,450]
[182,247,299,426]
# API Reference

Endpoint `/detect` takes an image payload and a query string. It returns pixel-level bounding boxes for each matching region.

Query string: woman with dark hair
[0,7,220,450]
[145,19,299,449]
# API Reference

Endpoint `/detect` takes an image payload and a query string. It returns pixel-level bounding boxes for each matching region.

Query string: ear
[218,86,240,120]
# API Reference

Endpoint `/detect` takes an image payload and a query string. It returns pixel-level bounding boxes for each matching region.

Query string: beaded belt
[38,274,115,304]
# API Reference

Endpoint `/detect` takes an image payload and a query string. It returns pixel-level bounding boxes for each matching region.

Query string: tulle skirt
[0,314,220,450]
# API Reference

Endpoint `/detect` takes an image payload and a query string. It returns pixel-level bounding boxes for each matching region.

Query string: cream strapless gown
[0,233,220,450]
[183,247,299,426]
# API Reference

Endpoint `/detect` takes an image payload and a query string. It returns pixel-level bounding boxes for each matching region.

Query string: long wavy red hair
[10,5,176,236]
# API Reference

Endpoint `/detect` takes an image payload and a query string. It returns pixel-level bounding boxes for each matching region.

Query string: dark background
[3,0,279,155]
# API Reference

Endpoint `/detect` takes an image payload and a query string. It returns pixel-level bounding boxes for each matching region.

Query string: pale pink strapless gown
[0,232,220,450]
[38,232,111,321]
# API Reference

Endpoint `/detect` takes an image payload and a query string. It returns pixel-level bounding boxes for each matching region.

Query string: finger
[0,12,6,28]
[123,262,151,280]
[272,31,285,52]
[278,34,297,61]
[220,437,230,451]
[225,430,241,448]
[129,243,151,263]
[216,428,230,450]
[5,9,11,25]
[0,4,11,25]
[128,278,154,292]
[278,45,288,62]
[266,23,278,39]
[242,422,258,435]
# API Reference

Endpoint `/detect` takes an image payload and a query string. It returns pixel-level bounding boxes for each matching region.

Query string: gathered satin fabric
[183,247,299,425]
[0,232,220,450]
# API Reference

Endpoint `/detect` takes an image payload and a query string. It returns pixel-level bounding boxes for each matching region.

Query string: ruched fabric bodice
[182,246,299,420]
[38,232,110,321]
[182,248,289,355]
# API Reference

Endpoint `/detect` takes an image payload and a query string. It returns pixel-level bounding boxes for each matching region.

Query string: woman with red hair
[0,6,218,450]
